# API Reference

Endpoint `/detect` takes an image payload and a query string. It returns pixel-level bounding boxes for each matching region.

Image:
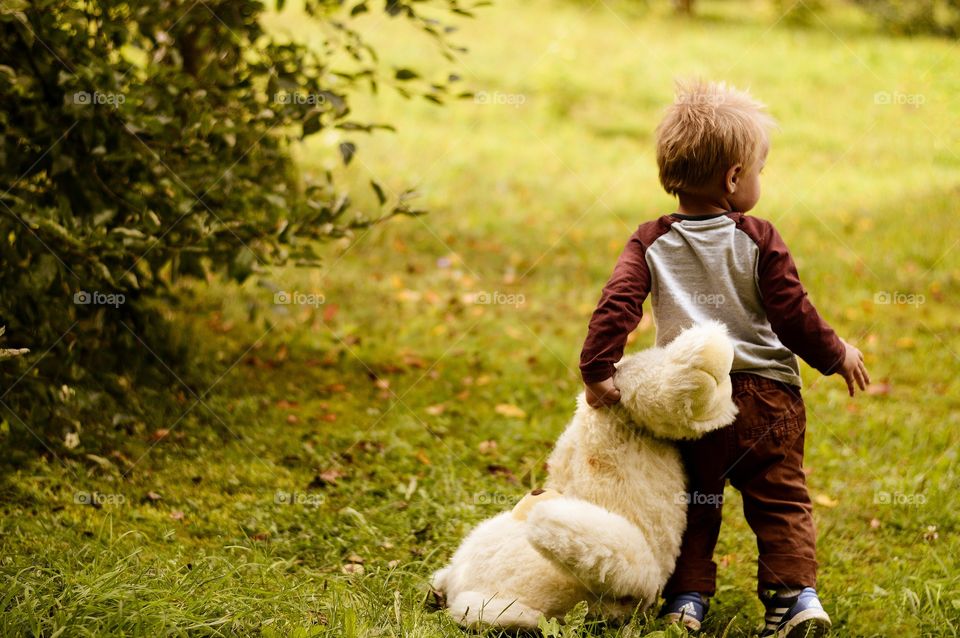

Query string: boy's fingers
[861,362,871,387]
[845,373,855,397]
[858,366,868,390]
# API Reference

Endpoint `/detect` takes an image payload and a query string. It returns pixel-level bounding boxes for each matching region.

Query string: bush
[855,0,960,36]
[0,0,477,449]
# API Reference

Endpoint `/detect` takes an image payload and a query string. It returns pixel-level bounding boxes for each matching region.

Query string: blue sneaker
[760,587,831,638]
[659,591,709,631]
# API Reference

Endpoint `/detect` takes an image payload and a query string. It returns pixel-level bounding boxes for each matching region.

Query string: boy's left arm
[750,218,869,393]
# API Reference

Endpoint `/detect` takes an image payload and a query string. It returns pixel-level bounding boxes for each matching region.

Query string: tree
[0,0,479,447]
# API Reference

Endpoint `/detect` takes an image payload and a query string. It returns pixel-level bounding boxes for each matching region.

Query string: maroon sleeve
[740,215,846,375]
[579,221,667,383]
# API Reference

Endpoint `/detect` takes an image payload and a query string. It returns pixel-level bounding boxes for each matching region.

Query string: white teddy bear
[431,321,739,629]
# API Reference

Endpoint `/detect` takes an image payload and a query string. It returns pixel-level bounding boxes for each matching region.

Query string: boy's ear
[725,164,742,194]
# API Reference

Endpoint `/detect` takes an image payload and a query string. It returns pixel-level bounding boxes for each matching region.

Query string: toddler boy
[579,80,869,637]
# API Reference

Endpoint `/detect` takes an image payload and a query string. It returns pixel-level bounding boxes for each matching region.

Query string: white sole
[779,608,832,638]
[664,612,702,631]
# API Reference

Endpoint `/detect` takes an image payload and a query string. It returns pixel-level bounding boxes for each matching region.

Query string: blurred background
[1,0,958,635]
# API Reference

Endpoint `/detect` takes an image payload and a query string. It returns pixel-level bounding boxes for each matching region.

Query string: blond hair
[656,80,776,196]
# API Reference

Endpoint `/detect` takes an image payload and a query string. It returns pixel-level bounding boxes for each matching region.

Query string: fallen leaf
[415,449,431,466]
[347,553,364,564]
[403,354,427,368]
[866,381,891,396]
[870,518,881,529]
[252,531,270,541]
[814,494,839,508]
[342,563,364,575]
[286,414,300,424]
[478,440,498,455]
[486,463,517,483]
[170,510,185,521]
[495,404,526,419]
[64,432,80,449]
[149,429,170,442]
[85,454,113,469]
[426,404,446,416]
[145,491,162,502]
[309,469,346,488]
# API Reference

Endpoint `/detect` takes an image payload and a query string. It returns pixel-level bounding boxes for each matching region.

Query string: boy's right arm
[580,232,651,407]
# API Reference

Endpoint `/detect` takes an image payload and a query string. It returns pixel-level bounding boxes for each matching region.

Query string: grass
[3,0,960,635]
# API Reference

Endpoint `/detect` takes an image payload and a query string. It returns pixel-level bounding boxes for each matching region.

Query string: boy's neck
[675,192,732,218]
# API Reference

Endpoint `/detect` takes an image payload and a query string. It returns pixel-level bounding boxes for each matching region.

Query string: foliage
[773,0,826,25]
[0,0,478,442]
[853,0,960,36]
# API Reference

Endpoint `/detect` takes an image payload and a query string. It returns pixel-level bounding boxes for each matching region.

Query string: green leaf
[370,180,386,205]
[302,109,323,137]
[339,141,356,165]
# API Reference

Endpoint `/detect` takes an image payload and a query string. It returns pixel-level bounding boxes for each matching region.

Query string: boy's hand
[838,339,870,397]
[585,377,621,408]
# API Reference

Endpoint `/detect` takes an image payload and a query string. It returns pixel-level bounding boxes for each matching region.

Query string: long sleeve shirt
[580,212,845,388]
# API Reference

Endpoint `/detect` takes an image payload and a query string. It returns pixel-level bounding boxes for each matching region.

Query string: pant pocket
[735,383,805,445]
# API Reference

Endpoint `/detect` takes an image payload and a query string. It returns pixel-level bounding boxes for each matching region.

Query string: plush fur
[431,321,739,629]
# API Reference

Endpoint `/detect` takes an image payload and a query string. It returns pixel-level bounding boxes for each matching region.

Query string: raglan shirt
[579,212,846,388]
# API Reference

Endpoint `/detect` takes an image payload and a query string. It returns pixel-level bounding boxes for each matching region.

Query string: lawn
[2,0,959,636]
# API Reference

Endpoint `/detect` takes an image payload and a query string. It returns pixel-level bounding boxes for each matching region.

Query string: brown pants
[663,373,817,597]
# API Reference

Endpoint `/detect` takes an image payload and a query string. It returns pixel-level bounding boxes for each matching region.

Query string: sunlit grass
[2,0,959,635]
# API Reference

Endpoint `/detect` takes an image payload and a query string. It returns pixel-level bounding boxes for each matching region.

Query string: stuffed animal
[430,321,738,629]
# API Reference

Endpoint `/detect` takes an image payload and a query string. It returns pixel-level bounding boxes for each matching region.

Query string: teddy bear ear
[666,321,732,366]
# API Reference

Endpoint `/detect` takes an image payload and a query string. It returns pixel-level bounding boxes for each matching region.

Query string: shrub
[0,0,477,449]
[854,0,960,36]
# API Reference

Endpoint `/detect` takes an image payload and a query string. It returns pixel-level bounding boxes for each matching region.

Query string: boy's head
[656,80,775,213]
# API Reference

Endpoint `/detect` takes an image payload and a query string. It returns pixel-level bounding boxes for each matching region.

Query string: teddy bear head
[611,321,738,440]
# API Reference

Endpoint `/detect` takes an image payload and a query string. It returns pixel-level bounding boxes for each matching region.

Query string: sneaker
[659,591,709,632]
[759,587,832,638]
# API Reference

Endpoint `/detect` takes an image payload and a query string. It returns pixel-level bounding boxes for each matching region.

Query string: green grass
[3,0,960,635]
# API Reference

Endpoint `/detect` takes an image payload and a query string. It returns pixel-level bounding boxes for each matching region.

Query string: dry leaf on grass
[495,404,526,419]
[814,494,839,508]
